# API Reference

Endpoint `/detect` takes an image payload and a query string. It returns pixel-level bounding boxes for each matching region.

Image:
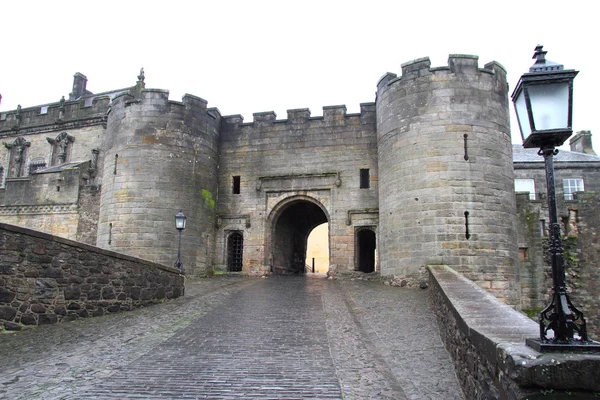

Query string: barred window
[227,232,243,272]
[29,159,47,173]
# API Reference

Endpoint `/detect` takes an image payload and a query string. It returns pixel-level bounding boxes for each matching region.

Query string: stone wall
[428,265,600,399]
[563,192,600,339]
[516,191,600,339]
[0,223,184,331]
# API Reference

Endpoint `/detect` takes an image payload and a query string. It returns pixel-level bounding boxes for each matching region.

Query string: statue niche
[47,132,74,166]
[3,136,31,178]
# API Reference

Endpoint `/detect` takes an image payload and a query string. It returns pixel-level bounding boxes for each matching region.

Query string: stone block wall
[563,192,600,339]
[0,223,184,331]
[515,192,546,312]
[428,265,600,399]
[516,191,600,339]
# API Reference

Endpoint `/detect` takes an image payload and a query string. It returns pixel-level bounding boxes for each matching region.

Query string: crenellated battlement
[221,102,376,135]
[377,54,507,94]
[109,88,221,129]
[0,95,112,136]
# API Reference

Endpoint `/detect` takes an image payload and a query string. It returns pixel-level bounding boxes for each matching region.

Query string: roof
[33,161,88,174]
[512,145,600,163]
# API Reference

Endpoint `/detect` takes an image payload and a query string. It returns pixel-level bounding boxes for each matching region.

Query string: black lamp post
[174,210,187,273]
[512,45,599,352]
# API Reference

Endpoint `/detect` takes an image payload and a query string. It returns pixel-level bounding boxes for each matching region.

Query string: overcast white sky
[1,0,597,151]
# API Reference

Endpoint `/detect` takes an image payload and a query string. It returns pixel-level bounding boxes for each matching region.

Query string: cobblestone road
[0,276,463,399]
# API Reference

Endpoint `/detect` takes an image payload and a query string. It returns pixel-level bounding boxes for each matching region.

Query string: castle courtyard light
[512,45,599,352]
[174,210,187,273]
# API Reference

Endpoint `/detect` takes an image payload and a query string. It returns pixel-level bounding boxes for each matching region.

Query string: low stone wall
[0,223,184,331]
[428,265,600,399]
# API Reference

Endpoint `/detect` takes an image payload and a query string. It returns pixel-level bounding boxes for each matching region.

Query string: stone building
[1,55,599,315]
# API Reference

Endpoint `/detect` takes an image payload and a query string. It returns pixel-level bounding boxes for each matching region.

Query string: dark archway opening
[357,229,376,273]
[272,200,328,274]
[227,231,243,272]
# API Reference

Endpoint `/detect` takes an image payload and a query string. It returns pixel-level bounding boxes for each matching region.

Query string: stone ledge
[428,265,600,396]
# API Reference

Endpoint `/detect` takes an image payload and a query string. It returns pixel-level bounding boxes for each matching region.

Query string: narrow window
[519,247,529,262]
[232,175,241,194]
[108,223,112,245]
[464,211,471,239]
[540,219,547,237]
[563,178,584,200]
[360,168,370,189]
[114,154,118,175]
[463,134,469,161]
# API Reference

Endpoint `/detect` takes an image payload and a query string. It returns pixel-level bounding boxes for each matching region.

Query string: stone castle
[1,54,599,319]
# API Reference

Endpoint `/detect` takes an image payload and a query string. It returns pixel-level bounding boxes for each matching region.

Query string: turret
[376,54,520,305]
[97,72,221,275]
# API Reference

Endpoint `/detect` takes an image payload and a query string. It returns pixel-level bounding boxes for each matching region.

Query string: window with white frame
[563,178,584,200]
[515,178,536,200]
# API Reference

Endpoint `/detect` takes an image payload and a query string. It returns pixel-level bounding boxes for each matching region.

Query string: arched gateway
[266,196,329,274]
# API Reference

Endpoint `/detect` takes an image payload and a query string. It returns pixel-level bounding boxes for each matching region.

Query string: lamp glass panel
[514,89,532,140]
[175,213,187,229]
[528,82,569,131]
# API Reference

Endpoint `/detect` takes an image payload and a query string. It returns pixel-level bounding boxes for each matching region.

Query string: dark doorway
[272,200,328,275]
[357,229,376,273]
[227,231,243,272]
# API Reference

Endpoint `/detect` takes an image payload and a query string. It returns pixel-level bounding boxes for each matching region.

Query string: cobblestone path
[0,276,463,399]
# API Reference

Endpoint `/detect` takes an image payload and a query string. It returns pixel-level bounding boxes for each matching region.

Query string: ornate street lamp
[512,45,599,352]
[174,210,187,273]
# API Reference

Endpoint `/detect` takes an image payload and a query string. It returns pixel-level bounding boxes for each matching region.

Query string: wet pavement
[0,275,463,399]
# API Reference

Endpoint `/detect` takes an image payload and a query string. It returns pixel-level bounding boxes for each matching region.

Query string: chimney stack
[569,130,596,155]
[69,73,88,101]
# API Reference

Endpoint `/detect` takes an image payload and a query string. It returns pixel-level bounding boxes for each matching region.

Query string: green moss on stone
[201,189,215,210]
[522,307,543,321]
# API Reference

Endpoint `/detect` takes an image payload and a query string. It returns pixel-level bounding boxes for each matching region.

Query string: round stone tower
[98,80,220,276]
[376,55,519,304]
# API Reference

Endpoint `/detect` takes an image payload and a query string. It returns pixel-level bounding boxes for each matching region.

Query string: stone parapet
[0,96,111,136]
[0,223,184,331]
[428,265,600,398]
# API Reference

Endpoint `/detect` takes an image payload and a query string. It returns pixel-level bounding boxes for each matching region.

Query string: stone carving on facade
[58,96,65,121]
[47,132,74,165]
[88,148,99,178]
[3,136,31,177]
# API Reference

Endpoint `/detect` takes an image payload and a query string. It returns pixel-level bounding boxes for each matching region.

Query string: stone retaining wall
[0,223,184,331]
[428,265,600,399]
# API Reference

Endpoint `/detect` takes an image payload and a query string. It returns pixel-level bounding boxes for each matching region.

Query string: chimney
[69,73,88,101]
[569,130,596,155]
